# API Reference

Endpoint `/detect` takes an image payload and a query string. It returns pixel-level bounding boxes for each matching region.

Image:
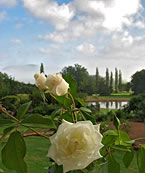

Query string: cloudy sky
[0,0,145,83]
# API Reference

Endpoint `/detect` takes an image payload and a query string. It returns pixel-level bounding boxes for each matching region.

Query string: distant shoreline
[85,98,130,102]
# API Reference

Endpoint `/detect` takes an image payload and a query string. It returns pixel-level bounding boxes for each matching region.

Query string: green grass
[111,92,132,96]
[0,135,139,173]
[0,136,50,173]
[87,95,132,101]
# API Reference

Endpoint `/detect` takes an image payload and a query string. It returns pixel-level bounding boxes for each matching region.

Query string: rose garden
[0,68,145,173]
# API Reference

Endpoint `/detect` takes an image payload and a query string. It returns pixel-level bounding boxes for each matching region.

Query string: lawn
[0,136,50,173]
[86,94,132,102]
[0,134,139,173]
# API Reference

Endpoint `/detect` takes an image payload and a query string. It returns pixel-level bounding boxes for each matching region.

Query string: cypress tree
[115,68,118,93]
[105,68,109,88]
[40,63,44,73]
[95,67,99,93]
[119,70,122,91]
[110,71,113,93]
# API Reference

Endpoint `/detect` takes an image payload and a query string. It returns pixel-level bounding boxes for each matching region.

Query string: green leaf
[62,112,73,123]
[16,101,32,120]
[55,96,72,108]
[113,114,120,130]
[76,98,86,107]
[108,154,120,173]
[123,149,134,168]
[81,111,96,125]
[0,119,15,127]
[137,148,145,173]
[115,131,131,146]
[1,131,27,173]
[104,130,118,136]
[80,107,92,113]
[0,126,15,144]
[21,114,56,129]
[64,73,77,98]
[112,145,131,152]
[101,135,116,156]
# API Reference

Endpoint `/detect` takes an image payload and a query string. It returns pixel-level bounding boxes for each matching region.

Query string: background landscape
[0,0,145,173]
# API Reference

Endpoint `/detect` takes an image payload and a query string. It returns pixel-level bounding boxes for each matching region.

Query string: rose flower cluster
[34,73,103,173]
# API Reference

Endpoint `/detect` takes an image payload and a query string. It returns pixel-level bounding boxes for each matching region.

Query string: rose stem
[22,126,50,140]
[0,104,20,123]
[68,92,77,123]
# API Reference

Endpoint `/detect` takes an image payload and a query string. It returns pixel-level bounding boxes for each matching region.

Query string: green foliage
[123,149,134,168]
[0,71,144,173]
[62,64,89,94]
[137,148,145,173]
[1,131,27,173]
[131,69,145,94]
[115,68,118,93]
[124,94,145,122]
[0,119,15,127]
[108,154,120,173]
[0,126,15,144]
[40,63,44,73]
[64,73,77,98]
[16,101,32,120]
[113,114,120,130]
[21,114,56,129]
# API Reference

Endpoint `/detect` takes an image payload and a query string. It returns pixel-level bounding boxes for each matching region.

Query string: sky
[0,0,145,83]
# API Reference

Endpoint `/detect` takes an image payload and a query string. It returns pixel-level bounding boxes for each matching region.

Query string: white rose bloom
[34,73,47,90]
[47,120,103,173]
[45,74,69,96]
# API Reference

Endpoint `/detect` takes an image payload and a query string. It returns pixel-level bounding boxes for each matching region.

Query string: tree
[105,68,109,88]
[61,64,89,93]
[40,63,44,73]
[98,77,109,96]
[131,69,145,94]
[95,67,99,93]
[110,71,113,93]
[87,75,96,95]
[115,68,118,93]
[118,70,122,91]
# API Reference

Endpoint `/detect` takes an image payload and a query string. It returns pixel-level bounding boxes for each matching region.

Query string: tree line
[0,63,145,98]
[62,64,130,96]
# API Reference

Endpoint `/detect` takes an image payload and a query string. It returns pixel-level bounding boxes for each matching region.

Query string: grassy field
[86,94,132,102]
[0,131,139,173]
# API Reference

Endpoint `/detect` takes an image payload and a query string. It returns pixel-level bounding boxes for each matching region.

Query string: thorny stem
[0,104,20,123]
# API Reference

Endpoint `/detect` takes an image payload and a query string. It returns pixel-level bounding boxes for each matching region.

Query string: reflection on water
[87,101,128,109]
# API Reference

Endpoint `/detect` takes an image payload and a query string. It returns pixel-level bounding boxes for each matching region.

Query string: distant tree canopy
[0,72,35,98]
[0,64,128,98]
[61,64,126,96]
[62,64,89,93]
[131,69,145,94]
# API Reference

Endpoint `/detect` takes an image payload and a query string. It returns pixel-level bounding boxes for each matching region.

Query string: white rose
[47,120,103,173]
[34,73,47,90]
[45,74,69,96]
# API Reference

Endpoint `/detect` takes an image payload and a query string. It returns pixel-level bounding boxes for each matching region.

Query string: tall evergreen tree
[40,63,44,73]
[119,70,122,91]
[115,68,118,93]
[95,67,99,93]
[110,71,113,93]
[105,68,109,88]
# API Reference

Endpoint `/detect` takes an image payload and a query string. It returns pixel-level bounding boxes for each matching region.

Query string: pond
[87,101,128,109]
